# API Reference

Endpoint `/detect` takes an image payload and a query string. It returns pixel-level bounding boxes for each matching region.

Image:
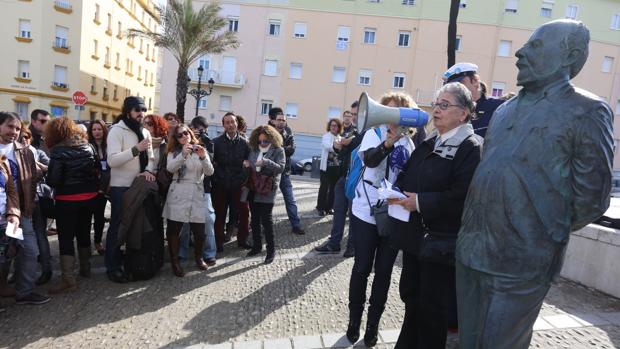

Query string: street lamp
[188,65,215,117]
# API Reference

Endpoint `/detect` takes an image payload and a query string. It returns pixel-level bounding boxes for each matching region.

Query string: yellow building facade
[0,0,159,122]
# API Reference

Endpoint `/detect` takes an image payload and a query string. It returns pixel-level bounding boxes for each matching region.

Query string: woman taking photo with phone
[163,125,214,277]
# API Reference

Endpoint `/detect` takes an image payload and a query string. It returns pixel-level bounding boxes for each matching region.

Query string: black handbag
[418,219,457,266]
[363,180,392,237]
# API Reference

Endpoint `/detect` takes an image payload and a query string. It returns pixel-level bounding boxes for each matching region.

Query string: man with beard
[106,97,154,283]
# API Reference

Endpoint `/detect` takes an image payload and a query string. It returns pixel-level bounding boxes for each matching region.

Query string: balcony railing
[52,81,68,89]
[188,69,245,88]
[54,0,72,10]
[53,38,70,49]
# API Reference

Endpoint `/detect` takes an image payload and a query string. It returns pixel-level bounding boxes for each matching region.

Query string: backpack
[345,128,381,201]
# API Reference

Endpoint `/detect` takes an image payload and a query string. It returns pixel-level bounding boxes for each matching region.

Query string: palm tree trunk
[447,0,460,68]
[176,64,189,122]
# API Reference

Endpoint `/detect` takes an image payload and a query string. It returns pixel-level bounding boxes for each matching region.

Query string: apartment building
[157,0,620,163]
[0,0,159,122]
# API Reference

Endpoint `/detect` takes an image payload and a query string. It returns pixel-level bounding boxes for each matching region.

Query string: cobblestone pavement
[1,176,619,349]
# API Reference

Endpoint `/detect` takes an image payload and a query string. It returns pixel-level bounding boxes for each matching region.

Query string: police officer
[443,62,504,138]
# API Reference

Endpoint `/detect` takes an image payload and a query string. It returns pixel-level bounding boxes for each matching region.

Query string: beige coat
[162,150,214,223]
[107,120,154,187]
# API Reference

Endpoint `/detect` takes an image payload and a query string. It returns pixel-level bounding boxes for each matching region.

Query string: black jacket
[280,128,295,174]
[212,132,250,189]
[47,138,100,196]
[390,134,482,255]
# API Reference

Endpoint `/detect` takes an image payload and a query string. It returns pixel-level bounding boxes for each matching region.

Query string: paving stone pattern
[0,176,619,349]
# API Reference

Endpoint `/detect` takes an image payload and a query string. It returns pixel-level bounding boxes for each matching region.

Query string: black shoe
[35,271,53,286]
[7,274,16,284]
[238,240,253,250]
[292,227,305,235]
[107,270,129,284]
[15,292,51,305]
[363,323,379,347]
[246,249,262,257]
[326,209,334,215]
[264,253,275,264]
[315,242,341,254]
[317,210,326,217]
[343,248,355,258]
[346,319,361,344]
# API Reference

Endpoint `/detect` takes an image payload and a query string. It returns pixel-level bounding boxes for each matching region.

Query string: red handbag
[250,170,274,195]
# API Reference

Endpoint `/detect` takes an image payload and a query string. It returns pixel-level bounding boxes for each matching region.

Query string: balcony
[51,81,69,92]
[52,38,71,54]
[54,0,72,14]
[188,69,245,88]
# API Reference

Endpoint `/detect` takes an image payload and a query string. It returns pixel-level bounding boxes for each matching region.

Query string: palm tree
[129,0,239,121]
[447,0,461,68]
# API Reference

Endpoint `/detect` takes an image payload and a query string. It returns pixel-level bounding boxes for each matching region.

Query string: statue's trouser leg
[456,261,551,349]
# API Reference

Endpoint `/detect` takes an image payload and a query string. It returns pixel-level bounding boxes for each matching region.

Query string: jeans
[180,193,216,260]
[32,202,51,273]
[249,200,275,254]
[56,198,96,256]
[105,187,129,273]
[327,177,352,249]
[348,215,398,325]
[279,174,301,229]
[14,217,38,298]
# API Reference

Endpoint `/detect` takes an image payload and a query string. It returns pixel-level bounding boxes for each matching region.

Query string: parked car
[290,161,305,175]
[299,158,314,172]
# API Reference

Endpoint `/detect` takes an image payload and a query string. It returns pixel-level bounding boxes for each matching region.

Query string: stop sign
[72,91,88,106]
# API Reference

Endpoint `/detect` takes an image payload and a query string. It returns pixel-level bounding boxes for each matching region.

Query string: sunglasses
[134,107,147,112]
[176,130,190,138]
[258,140,271,145]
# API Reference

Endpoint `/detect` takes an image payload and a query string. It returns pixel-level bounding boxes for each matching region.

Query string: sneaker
[205,258,217,267]
[292,227,305,235]
[314,242,341,254]
[15,292,51,305]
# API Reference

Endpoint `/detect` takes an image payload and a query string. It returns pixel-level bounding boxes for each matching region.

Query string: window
[540,0,553,17]
[55,26,69,48]
[505,0,518,13]
[139,39,143,52]
[219,95,232,111]
[51,106,66,117]
[53,65,67,87]
[198,98,207,109]
[285,103,299,118]
[402,0,415,5]
[93,39,98,56]
[456,35,462,51]
[497,40,512,57]
[228,17,239,32]
[328,107,342,119]
[358,69,372,85]
[602,56,614,73]
[107,13,112,31]
[198,56,210,71]
[103,80,109,98]
[15,102,28,119]
[260,100,273,115]
[264,60,278,76]
[146,44,150,59]
[616,100,620,115]
[117,21,122,36]
[289,63,302,79]
[18,60,30,79]
[566,5,578,19]
[460,0,467,8]
[294,22,307,38]
[337,26,350,42]
[491,82,506,97]
[611,14,620,30]
[94,3,100,22]
[268,20,281,36]
[369,0,381,3]
[90,76,97,93]
[19,20,31,38]
[398,31,411,47]
[104,47,111,66]
[393,73,405,88]
[363,28,376,44]
[332,67,346,83]
[113,85,118,100]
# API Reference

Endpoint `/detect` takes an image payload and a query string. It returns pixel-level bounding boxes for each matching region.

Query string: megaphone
[357,92,429,131]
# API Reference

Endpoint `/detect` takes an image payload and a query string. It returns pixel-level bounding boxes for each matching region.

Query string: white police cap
[443,62,479,83]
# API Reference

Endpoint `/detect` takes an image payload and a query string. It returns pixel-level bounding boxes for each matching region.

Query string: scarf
[122,115,148,172]
[429,123,475,160]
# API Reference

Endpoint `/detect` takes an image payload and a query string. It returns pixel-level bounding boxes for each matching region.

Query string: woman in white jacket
[162,125,214,277]
[316,118,343,216]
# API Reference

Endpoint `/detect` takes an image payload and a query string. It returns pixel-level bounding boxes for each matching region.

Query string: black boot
[346,318,361,344]
[35,270,52,285]
[363,322,379,347]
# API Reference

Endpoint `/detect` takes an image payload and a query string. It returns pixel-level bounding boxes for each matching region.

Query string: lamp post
[188,65,215,118]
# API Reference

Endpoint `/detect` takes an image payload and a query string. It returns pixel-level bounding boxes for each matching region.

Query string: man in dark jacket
[271,108,305,235]
[212,113,252,252]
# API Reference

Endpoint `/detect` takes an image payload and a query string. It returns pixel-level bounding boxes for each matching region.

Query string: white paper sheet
[377,180,411,222]
[5,221,23,240]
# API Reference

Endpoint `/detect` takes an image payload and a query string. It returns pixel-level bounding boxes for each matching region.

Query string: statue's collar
[519,79,572,104]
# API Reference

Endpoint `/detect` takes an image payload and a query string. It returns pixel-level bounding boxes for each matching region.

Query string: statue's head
[515,19,589,89]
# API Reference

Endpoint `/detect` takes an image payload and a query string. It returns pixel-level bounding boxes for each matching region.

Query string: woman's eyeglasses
[176,131,190,138]
[431,101,463,111]
[133,107,147,113]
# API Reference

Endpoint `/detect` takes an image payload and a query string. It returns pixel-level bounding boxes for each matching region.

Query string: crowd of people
[0,61,505,348]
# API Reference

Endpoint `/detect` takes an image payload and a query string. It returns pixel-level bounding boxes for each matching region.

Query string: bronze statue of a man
[455,19,614,349]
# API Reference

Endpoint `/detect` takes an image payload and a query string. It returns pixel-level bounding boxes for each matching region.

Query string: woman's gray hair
[435,82,476,122]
